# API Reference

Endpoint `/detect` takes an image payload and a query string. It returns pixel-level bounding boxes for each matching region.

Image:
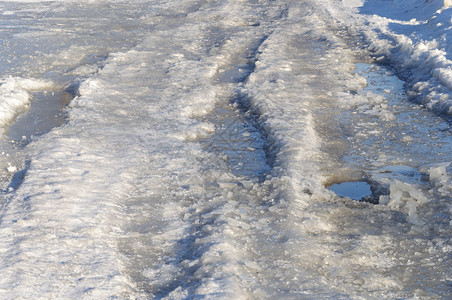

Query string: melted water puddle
[329,181,371,201]
[8,90,71,144]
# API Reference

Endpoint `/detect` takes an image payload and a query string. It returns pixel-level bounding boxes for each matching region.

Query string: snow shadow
[359,0,445,22]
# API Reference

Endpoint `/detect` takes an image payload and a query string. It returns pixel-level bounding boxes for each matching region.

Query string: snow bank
[338,0,452,114]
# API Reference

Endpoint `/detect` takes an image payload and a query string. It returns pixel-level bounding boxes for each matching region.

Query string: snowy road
[0,0,451,298]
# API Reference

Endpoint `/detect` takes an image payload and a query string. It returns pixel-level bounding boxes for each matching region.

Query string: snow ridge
[331,0,452,114]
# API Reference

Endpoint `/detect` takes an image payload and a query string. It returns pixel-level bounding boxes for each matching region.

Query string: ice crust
[0,0,450,299]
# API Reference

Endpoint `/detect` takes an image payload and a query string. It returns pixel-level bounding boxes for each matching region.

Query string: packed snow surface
[0,0,451,298]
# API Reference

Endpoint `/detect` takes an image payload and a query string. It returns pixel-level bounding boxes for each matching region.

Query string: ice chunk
[6,164,17,173]
[385,180,428,225]
[401,135,414,143]
[388,180,428,206]
[406,200,424,226]
[379,111,396,121]
[429,165,448,183]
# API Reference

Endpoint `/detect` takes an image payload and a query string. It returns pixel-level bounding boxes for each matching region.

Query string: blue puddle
[328,181,372,201]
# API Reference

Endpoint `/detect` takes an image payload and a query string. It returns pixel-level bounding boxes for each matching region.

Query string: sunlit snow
[0,0,451,298]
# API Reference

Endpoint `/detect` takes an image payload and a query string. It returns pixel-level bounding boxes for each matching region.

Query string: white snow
[0,0,451,298]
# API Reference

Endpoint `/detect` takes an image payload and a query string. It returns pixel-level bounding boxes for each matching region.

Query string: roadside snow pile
[332,0,452,114]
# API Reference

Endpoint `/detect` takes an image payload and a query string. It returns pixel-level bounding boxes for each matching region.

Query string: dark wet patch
[8,89,72,145]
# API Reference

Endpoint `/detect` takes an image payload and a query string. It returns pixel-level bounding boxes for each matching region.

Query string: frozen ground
[0,0,451,298]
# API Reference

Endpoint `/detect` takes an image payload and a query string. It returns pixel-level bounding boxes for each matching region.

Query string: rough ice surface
[0,0,451,299]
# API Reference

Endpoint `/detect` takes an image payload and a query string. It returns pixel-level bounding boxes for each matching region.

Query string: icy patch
[200,103,270,180]
[218,63,254,84]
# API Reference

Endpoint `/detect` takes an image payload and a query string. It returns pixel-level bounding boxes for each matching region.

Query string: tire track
[117,1,290,297]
